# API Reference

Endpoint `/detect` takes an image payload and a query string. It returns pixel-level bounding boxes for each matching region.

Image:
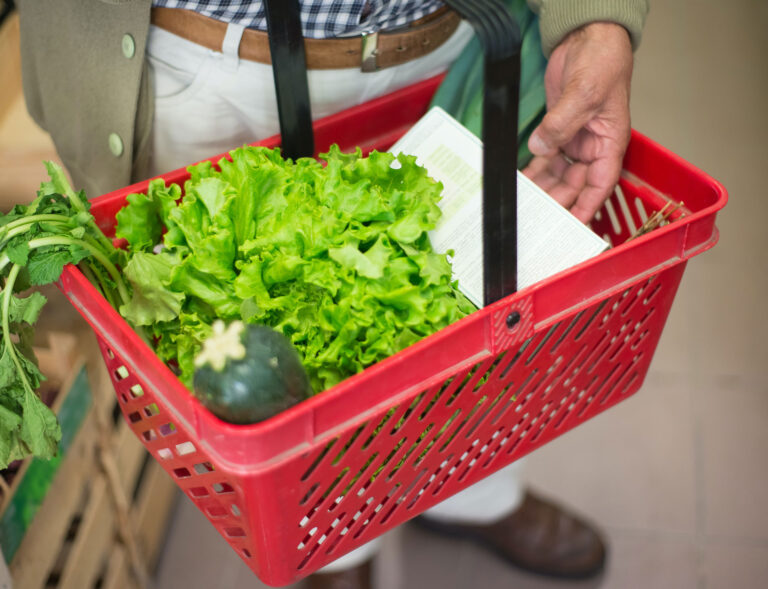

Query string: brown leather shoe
[414,490,606,579]
[304,560,372,589]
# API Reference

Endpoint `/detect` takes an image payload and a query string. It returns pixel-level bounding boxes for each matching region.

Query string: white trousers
[147,20,476,176]
[146,21,526,572]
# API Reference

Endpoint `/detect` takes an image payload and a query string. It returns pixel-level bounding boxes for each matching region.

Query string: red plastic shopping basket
[58,74,726,585]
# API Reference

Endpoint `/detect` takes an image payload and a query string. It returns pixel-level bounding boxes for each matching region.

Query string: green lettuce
[116,145,476,392]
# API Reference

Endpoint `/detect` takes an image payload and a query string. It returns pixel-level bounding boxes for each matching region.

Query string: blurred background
[1,0,766,588]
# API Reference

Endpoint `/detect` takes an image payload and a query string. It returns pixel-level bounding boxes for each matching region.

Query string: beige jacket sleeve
[526,0,650,56]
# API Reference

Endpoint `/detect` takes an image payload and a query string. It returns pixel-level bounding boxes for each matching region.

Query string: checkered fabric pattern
[152,1,446,38]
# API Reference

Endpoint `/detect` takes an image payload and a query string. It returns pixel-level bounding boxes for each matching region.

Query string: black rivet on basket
[506,311,521,330]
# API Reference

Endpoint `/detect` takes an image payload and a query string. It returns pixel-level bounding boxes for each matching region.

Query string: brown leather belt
[150,6,461,72]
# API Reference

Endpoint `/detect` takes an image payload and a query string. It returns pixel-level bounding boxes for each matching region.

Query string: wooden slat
[135,461,179,571]
[114,420,150,496]
[101,545,139,589]
[57,474,115,589]
[54,406,147,589]
[9,413,99,589]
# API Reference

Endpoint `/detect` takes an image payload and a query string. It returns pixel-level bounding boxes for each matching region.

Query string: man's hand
[523,22,634,223]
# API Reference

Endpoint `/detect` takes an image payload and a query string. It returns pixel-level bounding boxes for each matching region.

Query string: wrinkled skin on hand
[523,22,634,223]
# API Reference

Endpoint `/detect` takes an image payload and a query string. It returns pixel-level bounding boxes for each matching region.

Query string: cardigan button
[122,34,136,59]
[109,133,124,157]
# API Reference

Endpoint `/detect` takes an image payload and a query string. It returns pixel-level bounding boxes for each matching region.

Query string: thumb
[529,81,599,156]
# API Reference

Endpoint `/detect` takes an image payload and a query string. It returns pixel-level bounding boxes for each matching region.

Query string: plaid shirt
[152,1,446,39]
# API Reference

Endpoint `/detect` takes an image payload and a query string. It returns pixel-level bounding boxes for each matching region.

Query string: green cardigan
[16,0,648,198]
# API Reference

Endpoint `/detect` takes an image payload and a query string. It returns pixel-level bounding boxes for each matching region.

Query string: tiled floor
[153,1,768,587]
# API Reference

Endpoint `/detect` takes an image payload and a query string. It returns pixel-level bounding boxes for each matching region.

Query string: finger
[528,168,561,194]
[523,154,588,209]
[522,154,570,193]
[570,156,623,223]
[548,162,588,209]
[522,155,558,192]
[521,154,550,180]
[529,79,602,156]
[570,184,611,224]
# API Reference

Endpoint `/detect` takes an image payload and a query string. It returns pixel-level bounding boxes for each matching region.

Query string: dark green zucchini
[193,321,312,424]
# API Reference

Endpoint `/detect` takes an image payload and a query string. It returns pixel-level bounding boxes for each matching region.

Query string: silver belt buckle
[361,31,379,72]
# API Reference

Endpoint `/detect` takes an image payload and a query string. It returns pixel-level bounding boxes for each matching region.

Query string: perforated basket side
[94,340,259,570]
[250,262,684,582]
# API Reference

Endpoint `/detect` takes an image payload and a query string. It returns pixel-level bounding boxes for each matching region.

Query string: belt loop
[361,31,379,72]
[221,22,246,71]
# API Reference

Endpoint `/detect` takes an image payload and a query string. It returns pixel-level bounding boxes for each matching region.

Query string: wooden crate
[1,315,179,589]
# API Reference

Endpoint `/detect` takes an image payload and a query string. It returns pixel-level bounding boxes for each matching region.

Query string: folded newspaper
[390,107,608,308]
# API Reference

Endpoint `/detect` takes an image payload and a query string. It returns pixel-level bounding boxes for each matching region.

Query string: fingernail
[529,133,550,155]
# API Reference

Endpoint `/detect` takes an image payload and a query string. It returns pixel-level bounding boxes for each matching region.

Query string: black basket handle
[265,0,521,306]
[264,0,315,160]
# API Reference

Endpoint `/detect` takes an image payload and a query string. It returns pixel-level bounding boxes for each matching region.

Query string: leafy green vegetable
[116,145,476,392]
[0,165,132,469]
[1,146,475,467]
